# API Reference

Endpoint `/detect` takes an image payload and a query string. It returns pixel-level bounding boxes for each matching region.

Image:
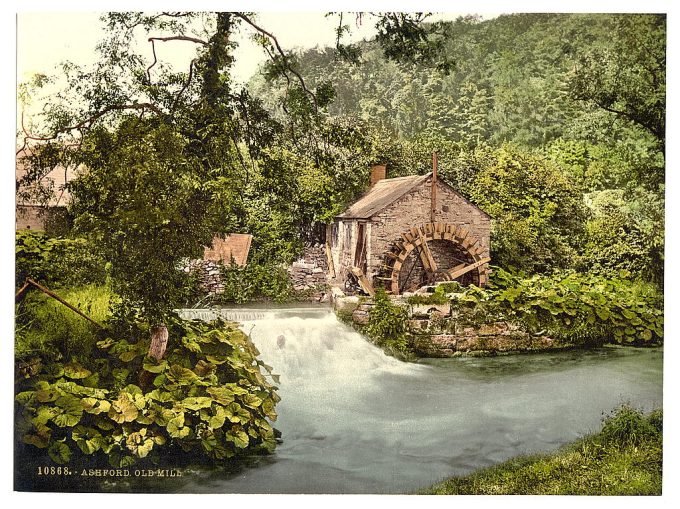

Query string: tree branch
[20,103,165,143]
[171,58,197,111]
[146,35,209,82]
[234,13,318,111]
[148,35,209,45]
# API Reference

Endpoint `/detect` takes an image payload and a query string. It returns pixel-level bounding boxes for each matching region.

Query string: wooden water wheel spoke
[384,223,490,295]
[414,227,438,274]
[445,257,491,280]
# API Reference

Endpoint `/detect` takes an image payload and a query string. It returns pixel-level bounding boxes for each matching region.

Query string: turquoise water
[175,307,663,494]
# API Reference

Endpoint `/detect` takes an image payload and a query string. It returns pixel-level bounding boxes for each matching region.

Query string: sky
[15,10,497,128]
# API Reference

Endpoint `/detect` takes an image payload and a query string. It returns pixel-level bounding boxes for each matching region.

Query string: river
[176,306,663,494]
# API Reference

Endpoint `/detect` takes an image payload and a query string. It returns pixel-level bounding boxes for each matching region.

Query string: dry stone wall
[337,295,574,357]
[183,259,225,294]
[287,244,329,299]
[183,244,331,300]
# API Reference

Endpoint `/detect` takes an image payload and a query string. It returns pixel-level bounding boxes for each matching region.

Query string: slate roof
[336,173,430,219]
[335,172,490,220]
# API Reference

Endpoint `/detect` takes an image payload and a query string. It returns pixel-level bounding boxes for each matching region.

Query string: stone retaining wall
[287,244,329,298]
[336,295,574,357]
[184,244,331,299]
[183,259,224,294]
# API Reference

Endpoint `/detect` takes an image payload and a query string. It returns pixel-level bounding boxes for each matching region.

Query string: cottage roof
[203,234,253,266]
[16,148,80,207]
[335,172,490,220]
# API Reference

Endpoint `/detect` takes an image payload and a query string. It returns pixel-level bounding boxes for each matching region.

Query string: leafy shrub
[15,317,280,468]
[578,188,664,286]
[456,268,663,345]
[16,230,107,289]
[366,288,410,355]
[213,263,294,304]
[15,285,113,363]
[406,286,451,305]
[464,144,587,273]
[598,406,662,447]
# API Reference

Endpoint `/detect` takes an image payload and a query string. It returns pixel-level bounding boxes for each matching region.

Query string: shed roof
[203,234,253,267]
[336,173,430,219]
[335,172,490,220]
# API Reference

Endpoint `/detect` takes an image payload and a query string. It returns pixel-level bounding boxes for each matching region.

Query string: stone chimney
[370,164,387,187]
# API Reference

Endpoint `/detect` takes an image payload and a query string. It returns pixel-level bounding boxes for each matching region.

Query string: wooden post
[148,324,169,361]
[350,266,375,297]
[431,152,438,223]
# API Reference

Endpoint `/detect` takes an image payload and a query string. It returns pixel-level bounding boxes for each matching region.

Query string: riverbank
[334,270,663,359]
[419,406,662,495]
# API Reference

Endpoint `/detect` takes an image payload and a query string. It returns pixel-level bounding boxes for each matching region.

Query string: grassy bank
[15,284,113,362]
[420,406,662,495]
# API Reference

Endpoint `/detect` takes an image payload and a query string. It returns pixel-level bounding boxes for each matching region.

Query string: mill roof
[335,172,490,220]
[336,173,430,220]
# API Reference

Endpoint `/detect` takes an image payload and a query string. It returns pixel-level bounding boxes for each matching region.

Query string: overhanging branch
[234,13,318,111]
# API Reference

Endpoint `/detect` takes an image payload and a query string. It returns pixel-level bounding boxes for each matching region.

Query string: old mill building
[328,163,491,295]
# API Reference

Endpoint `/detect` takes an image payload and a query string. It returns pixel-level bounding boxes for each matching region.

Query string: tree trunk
[148,324,169,361]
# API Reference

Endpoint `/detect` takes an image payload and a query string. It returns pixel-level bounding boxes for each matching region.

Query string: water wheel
[378,223,490,295]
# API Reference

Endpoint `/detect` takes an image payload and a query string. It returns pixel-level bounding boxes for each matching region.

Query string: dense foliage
[214,263,294,304]
[16,285,112,362]
[15,230,107,289]
[250,13,664,282]
[456,268,663,346]
[15,317,280,468]
[464,144,587,272]
[421,406,662,495]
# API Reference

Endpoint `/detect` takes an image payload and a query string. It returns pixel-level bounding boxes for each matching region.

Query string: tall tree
[18,12,450,343]
[567,14,666,155]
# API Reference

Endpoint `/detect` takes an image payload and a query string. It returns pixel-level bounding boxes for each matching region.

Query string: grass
[15,284,113,362]
[419,406,662,495]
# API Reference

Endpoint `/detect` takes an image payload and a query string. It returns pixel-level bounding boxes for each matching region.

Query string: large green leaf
[166,414,190,439]
[82,398,111,415]
[208,410,227,429]
[126,429,155,458]
[226,426,249,449]
[35,384,59,403]
[143,358,168,374]
[63,362,92,379]
[72,425,105,455]
[262,398,278,421]
[52,395,83,427]
[108,393,139,423]
[48,441,71,464]
[146,389,174,403]
[224,402,251,424]
[206,386,235,405]
[167,364,201,385]
[15,391,36,406]
[595,307,611,321]
[240,393,262,409]
[182,396,213,411]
